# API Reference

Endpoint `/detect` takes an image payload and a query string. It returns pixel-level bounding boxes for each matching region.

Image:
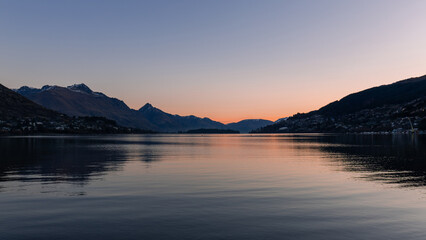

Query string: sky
[1,0,426,123]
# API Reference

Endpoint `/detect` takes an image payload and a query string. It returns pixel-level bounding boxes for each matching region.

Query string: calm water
[1,134,426,240]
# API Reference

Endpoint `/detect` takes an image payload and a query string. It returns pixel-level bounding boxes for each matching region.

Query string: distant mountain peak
[14,86,40,94]
[67,83,93,94]
[226,119,274,133]
[17,86,36,91]
[143,102,153,108]
[15,85,58,93]
[139,103,156,111]
[41,85,58,91]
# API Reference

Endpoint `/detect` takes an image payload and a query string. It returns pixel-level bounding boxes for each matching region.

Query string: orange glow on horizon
[124,100,321,124]
[122,71,426,124]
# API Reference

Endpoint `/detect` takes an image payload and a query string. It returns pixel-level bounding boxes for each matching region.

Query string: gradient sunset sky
[1,0,426,123]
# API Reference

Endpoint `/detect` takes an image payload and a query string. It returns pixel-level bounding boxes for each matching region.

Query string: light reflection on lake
[1,134,426,240]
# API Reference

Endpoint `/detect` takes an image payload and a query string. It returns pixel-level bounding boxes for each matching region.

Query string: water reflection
[278,134,426,187]
[1,134,426,188]
[0,136,164,184]
[2,134,426,240]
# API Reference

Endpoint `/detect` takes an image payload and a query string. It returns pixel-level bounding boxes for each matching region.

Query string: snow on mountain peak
[67,83,93,94]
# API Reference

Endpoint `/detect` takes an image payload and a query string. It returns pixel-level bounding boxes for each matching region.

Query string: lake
[1,134,426,240]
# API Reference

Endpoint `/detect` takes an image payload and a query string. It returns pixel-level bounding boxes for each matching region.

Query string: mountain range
[255,75,426,133]
[0,84,141,134]
[15,84,273,132]
[4,74,426,134]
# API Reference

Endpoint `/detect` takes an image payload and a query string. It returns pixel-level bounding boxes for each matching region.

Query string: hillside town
[255,97,426,134]
[0,116,139,135]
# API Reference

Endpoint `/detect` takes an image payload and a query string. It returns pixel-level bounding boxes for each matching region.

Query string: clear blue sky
[1,0,425,122]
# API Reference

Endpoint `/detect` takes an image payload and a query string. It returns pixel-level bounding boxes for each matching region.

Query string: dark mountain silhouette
[15,84,233,132]
[137,103,227,132]
[16,84,154,130]
[226,119,273,133]
[255,75,426,133]
[0,84,141,134]
[0,84,60,120]
[313,75,426,117]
